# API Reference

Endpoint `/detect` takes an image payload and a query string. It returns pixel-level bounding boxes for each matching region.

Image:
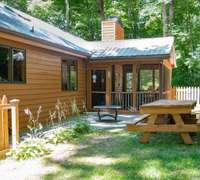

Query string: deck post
[10,99,20,146]
[106,66,112,106]
[132,64,138,110]
[159,63,164,99]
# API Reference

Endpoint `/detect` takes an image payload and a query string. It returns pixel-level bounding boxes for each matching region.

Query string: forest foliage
[1,0,200,86]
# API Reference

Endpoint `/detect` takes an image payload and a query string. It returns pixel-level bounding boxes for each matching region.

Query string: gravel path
[0,143,80,180]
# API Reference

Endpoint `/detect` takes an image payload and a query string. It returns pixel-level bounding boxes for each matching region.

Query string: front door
[91,69,106,107]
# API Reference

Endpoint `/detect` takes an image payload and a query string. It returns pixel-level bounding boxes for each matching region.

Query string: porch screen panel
[140,70,153,91]
[92,70,106,92]
[91,70,106,106]
[154,69,160,91]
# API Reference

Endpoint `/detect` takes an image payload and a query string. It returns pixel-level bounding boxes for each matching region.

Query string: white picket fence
[176,87,200,106]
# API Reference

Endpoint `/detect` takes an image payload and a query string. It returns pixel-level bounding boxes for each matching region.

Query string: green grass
[43,129,200,180]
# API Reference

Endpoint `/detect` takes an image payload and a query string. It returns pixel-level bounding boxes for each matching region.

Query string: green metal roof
[0,3,174,60]
[89,37,174,59]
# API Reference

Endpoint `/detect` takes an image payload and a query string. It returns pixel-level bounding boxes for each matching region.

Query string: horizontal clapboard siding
[0,37,86,130]
[101,20,124,41]
[101,21,115,41]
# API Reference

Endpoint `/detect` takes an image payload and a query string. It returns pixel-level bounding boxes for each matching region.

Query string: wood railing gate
[0,95,20,159]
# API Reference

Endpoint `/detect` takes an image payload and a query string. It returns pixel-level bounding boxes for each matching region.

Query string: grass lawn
[43,129,200,180]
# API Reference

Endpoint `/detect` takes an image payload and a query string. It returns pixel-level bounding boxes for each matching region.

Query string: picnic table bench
[127,99,200,144]
[93,105,122,121]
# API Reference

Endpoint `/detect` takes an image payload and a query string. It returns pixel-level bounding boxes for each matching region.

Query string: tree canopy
[1,0,200,86]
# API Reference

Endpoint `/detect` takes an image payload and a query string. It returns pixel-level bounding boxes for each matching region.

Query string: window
[0,45,25,83]
[139,68,160,91]
[62,60,78,91]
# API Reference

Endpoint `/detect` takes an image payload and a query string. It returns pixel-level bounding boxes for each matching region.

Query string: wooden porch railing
[0,95,20,159]
[111,91,160,110]
[111,92,133,110]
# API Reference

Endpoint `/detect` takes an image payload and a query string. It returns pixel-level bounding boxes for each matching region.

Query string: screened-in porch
[88,60,172,111]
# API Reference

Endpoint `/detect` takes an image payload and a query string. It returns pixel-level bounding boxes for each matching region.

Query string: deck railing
[111,91,160,110]
[0,95,20,159]
[111,92,133,110]
[136,91,160,108]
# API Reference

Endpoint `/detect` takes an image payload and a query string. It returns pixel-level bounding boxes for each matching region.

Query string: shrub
[47,128,78,144]
[7,138,50,160]
[47,121,94,144]
[72,120,93,134]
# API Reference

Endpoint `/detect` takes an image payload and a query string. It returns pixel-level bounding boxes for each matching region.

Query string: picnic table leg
[140,114,157,144]
[115,109,118,121]
[97,110,101,121]
[172,114,193,144]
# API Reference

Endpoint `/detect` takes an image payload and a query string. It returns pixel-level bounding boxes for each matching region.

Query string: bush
[72,120,93,134]
[48,128,78,144]
[7,138,51,160]
[48,121,94,144]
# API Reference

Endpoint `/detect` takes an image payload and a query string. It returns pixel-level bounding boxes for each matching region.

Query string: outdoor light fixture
[92,74,97,83]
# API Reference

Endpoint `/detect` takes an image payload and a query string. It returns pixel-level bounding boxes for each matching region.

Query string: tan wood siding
[0,37,86,130]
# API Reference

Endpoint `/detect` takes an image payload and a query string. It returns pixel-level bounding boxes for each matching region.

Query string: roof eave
[0,26,90,58]
[90,54,170,61]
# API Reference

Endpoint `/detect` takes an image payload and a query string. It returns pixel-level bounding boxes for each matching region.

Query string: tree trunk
[65,0,70,29]
[127,0,139,38]
[169,0,174,34]
[97,0,105,21]
[162,0,168,36]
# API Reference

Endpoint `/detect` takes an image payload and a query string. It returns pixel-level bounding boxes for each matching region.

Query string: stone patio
[86,112,141,129]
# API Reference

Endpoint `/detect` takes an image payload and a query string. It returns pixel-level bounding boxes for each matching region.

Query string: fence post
[10,99,20,147]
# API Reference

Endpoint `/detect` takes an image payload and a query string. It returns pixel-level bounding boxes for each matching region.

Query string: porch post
[132,64,138,110]
[87,64,92,111]
[159,63,164,99]
[106,66,112,105]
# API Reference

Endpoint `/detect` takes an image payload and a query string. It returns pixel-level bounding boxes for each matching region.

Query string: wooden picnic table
[127,99,200,144]
[93,105,122,121]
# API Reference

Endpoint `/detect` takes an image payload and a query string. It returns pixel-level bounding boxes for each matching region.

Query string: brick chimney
[101,16,124,41]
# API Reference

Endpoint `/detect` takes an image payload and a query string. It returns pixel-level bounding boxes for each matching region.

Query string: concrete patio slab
[86,112,141,129]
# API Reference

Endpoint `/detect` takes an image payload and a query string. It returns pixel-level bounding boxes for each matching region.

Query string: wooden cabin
[0,4,176,130]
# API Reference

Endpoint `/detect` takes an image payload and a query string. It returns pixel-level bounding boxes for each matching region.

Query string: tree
[169,0,174,34]
[64,0,70,29]
[1,0,28,12]
[162,0,168,36]
[97,0,105,21]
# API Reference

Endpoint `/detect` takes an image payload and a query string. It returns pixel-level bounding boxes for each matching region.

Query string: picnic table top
[93,105,122,110]
[141,99,196,109]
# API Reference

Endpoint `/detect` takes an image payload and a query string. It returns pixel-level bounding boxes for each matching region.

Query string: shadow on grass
[43,130,200,180]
